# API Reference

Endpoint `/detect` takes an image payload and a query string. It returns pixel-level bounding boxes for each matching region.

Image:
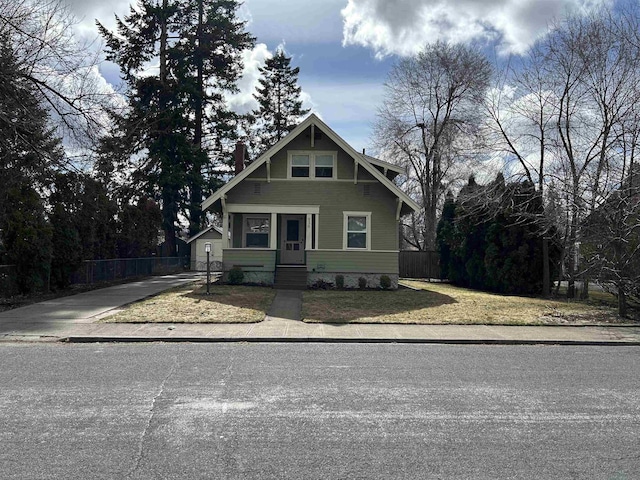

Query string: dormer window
[288,151,336,180]
[291,154,310,177]
[315,154,334,178]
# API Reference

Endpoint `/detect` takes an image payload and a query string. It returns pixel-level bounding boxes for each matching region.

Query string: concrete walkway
[266,290,303,321]
[1,275,639,345]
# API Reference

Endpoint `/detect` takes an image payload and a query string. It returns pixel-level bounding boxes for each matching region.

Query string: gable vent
[253,182,261,195]
[363,184,371,196]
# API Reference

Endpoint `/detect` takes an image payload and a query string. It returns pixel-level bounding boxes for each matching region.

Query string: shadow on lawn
[302,288,458,323]
[182,283,276,314]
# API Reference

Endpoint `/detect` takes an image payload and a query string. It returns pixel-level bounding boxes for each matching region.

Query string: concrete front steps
[274,265,307,290]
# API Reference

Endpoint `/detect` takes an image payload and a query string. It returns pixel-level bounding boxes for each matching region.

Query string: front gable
[243,125,374,183]
[201,114,419,216]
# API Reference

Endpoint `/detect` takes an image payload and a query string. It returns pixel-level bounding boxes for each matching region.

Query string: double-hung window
[288,151,336,179]
[343,212,371,250]
[290,154,310,178]
[315,154,334,178]
[244,215,270,248]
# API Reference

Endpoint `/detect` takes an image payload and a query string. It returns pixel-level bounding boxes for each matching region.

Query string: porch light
[204,242,212,294]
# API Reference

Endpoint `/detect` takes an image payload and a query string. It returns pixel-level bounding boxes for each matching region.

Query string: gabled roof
[185,225,223,244]
[361,154,405,177]
[201,113,419,214]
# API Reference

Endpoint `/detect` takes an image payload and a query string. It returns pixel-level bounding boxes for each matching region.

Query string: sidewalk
[1,275,639,345]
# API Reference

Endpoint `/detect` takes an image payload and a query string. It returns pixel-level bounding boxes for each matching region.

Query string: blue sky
[67,0,615,152]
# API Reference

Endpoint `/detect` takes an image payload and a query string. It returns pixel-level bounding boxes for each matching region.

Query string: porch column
[222,210,229,248]
[314,214,319,249]
[305,214,312,250]
[270,212,277,250]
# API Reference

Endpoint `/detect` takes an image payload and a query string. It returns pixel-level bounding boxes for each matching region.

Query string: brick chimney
[234,141,245,175]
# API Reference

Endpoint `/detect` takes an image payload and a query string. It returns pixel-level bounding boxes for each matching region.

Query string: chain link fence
[69,257,185,285]
[0,265,18,296]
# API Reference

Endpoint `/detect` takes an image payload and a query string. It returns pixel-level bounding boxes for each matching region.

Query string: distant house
[185,226,223,271]
[200,114,419,289]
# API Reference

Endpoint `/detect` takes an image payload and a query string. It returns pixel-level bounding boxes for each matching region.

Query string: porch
[220,206,319,287]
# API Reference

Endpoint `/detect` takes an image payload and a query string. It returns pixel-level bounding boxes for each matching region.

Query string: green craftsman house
[201,114,419,289]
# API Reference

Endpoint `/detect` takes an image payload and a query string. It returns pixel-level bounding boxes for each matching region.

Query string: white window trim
[287,151,337,180]
[242,214,271,248]
[227,204,319,214]
[343,211,371,250]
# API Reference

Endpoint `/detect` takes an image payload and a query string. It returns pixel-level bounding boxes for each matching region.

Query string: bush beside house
[437,175,561,295]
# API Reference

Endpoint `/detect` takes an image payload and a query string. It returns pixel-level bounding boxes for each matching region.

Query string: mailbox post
[204,242,211,295]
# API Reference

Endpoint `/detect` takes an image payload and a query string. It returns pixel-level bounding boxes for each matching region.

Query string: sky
[64,0,613,153]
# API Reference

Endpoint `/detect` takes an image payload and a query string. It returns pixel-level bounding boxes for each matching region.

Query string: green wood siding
[246,163,267,178]
[222,249,275,272]
[307,250,398,274]
[222,125,403,254]
[259,126,363,181]
[226,181,398,250]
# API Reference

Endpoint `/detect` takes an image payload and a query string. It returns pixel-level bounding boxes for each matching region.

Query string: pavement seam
[126,351,180,478]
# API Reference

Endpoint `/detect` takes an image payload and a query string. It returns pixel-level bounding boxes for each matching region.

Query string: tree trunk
[566,205,578,299]
[618,284,627,317]
[424,207,437,251]
[159,0,176,256]
[542,236,550,296]
[580,278,589,299]
[162,188,177,257]
[189,0,204,237]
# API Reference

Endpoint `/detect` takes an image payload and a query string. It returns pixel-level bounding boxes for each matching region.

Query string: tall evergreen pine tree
[252,48,309,154]
[0,33,61,293]
[97,0,254,244]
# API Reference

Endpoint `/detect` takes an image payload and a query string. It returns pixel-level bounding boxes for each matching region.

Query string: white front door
[280,215,305,264]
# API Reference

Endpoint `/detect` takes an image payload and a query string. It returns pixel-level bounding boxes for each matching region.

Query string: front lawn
[302,280,635,325]
[103,281,275,323]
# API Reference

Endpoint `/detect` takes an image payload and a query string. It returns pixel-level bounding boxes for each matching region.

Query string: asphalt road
[1,343,639,479]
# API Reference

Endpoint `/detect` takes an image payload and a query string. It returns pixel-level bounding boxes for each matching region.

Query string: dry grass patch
[302,280,634,325]
[103,281,275,323]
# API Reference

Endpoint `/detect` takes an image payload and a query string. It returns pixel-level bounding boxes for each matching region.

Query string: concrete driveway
[0,273,202,339]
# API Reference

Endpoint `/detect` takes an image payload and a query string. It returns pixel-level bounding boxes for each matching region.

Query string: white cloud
[64,0,132,43]
[341,0,612,57]
[226,43,273,114]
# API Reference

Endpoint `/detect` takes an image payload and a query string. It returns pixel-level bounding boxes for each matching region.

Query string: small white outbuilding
[185,226,223,271]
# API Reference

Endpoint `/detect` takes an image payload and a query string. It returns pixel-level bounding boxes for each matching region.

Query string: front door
[280,215,305,264]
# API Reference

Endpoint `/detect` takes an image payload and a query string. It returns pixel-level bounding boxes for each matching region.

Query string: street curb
[0,335,63,343]
[60,336,640,346]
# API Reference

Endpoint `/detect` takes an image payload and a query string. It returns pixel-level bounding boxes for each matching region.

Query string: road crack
[126,350,180,478]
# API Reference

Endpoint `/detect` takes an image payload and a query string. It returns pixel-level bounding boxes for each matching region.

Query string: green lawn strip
[103,282,276,323]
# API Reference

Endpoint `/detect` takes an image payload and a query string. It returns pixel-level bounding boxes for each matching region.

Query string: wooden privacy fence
[399,250,440,279]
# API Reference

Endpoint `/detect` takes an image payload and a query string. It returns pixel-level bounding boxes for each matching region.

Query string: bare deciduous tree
[0,0,110,160]
[374,41,492,250]
[486,6,640,300]
[581,165,639,316]
[545,9,640,298]
[485,45,559,295]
